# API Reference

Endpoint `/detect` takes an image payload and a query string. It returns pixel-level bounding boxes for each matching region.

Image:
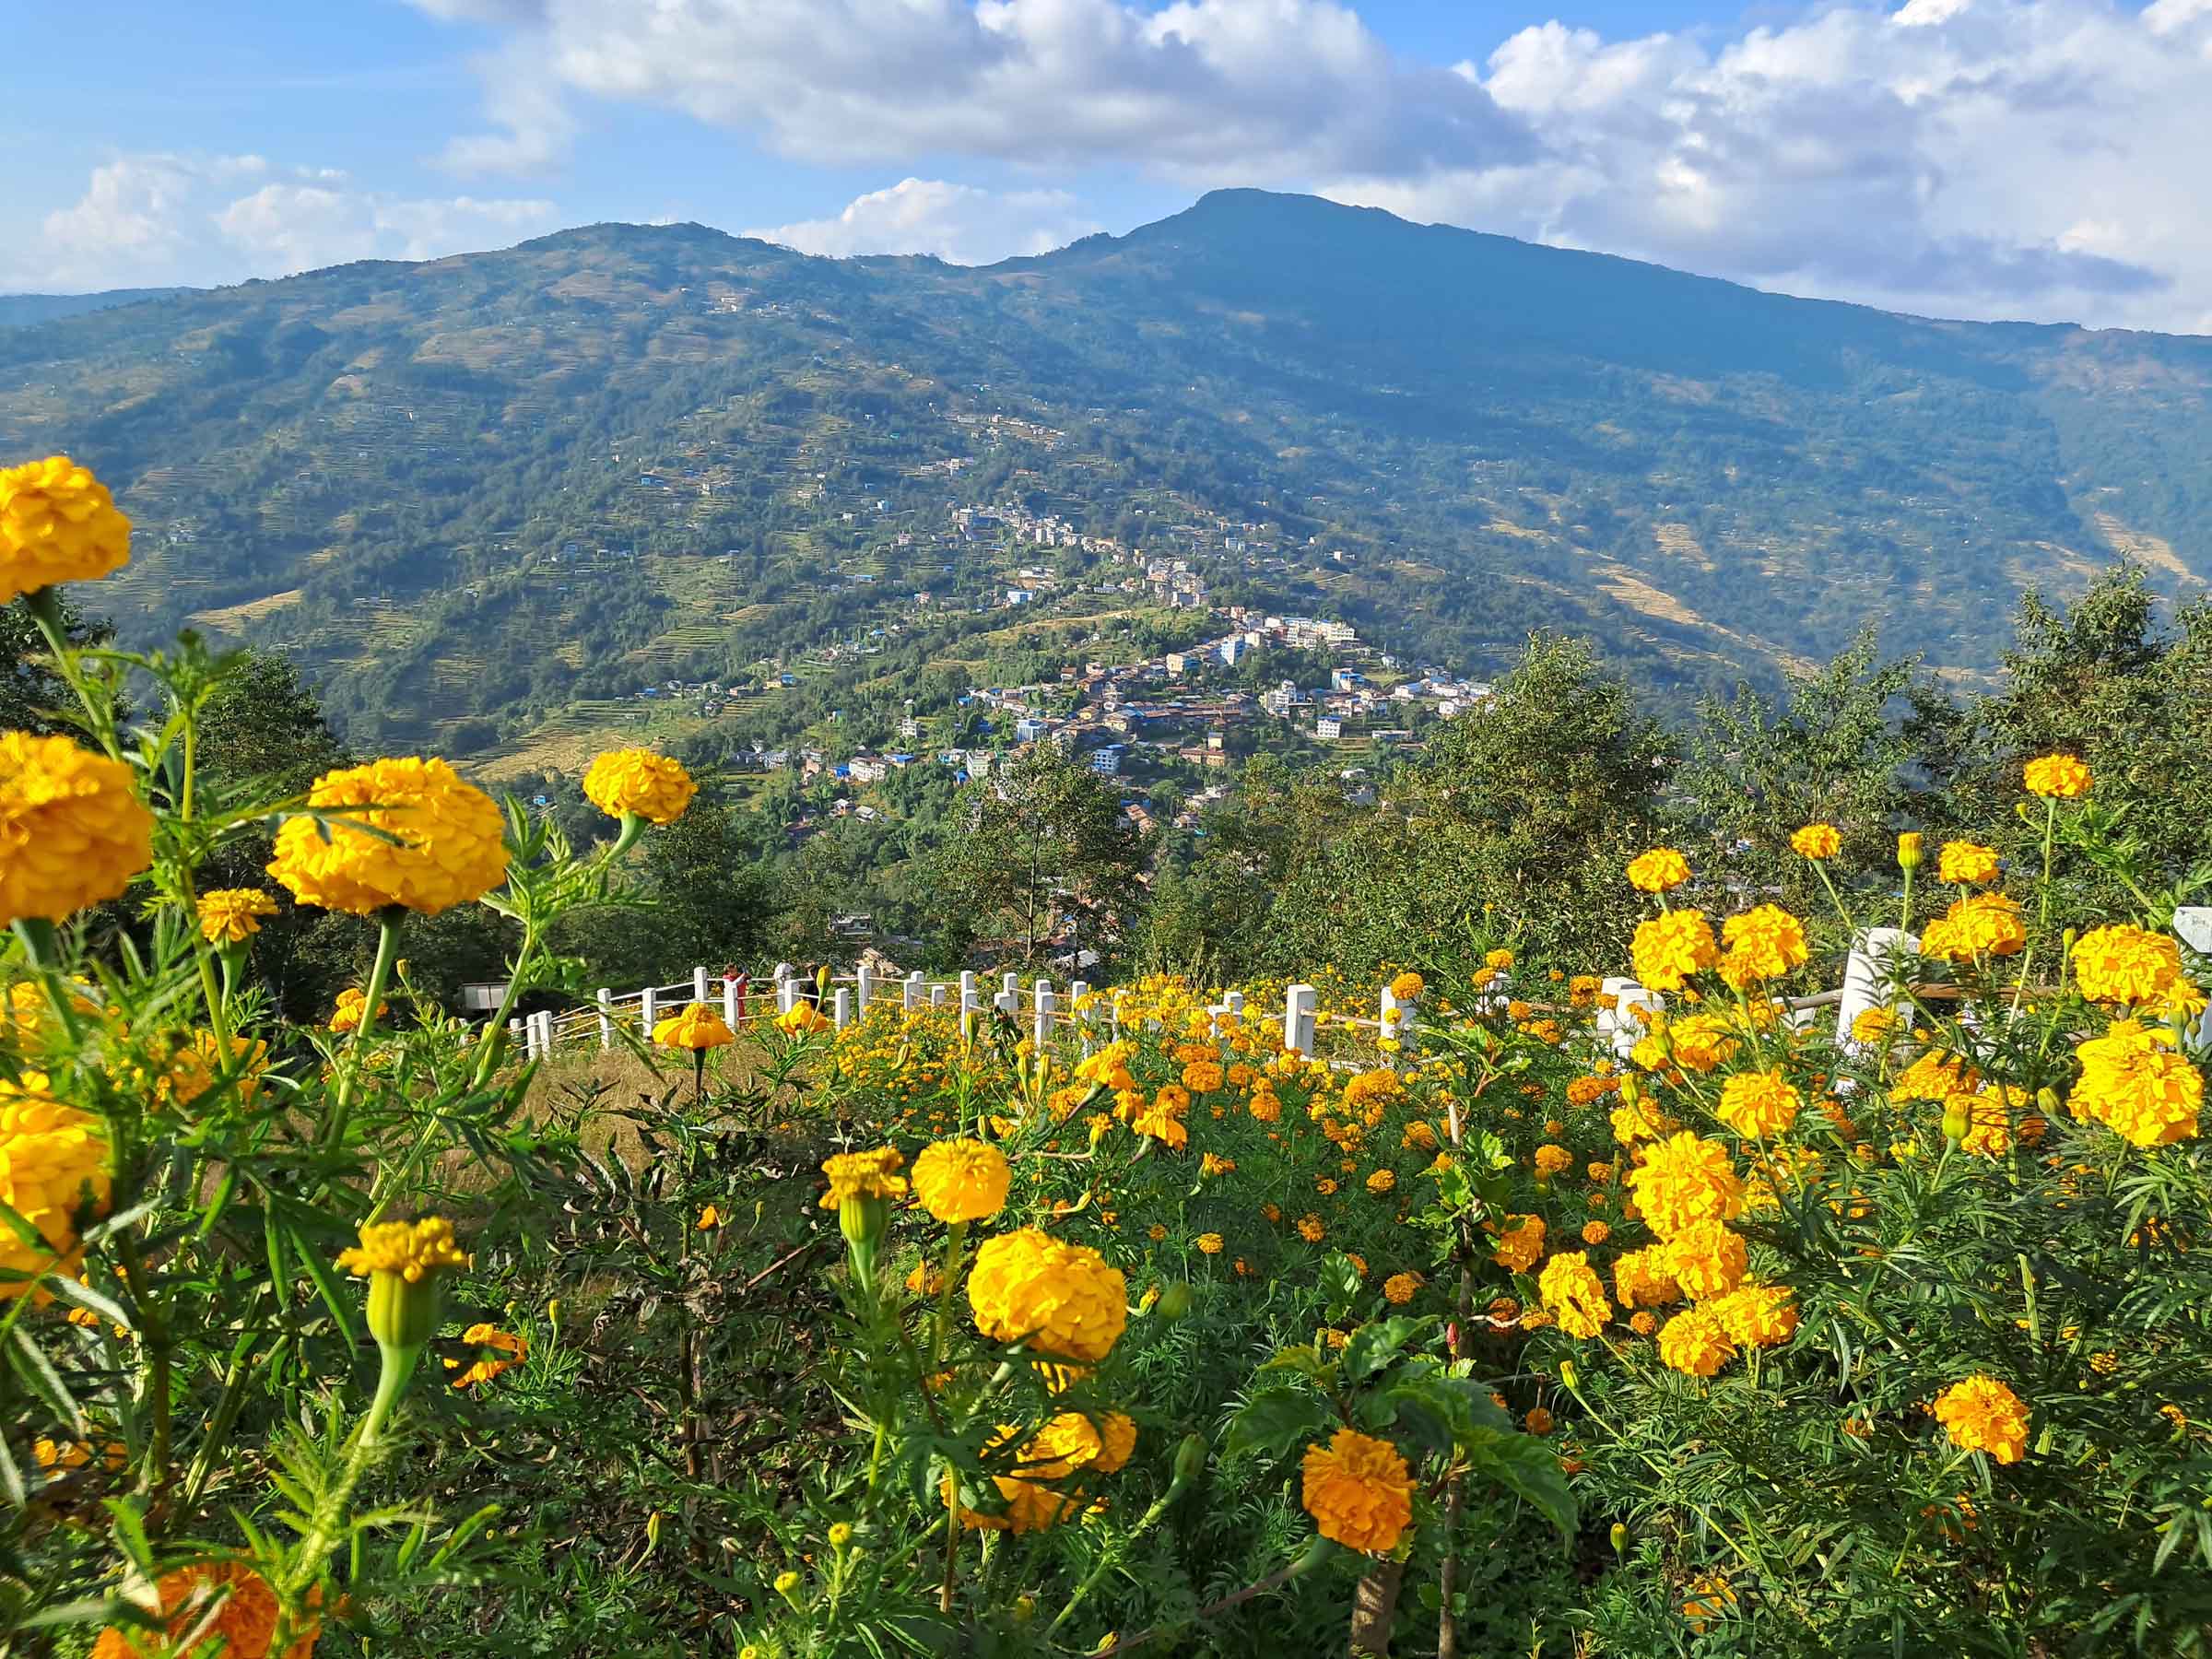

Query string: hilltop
[2,189,2207,759]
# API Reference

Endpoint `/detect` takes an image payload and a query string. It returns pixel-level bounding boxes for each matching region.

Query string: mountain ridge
[0,188,2206,761]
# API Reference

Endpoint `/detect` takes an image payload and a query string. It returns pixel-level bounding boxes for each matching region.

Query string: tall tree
[936,746,1148,966]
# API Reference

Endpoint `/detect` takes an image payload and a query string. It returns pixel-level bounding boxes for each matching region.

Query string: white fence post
[722,972,740,1030]
[904,971,924,1011]
[641,984,658,1035]
[960,971,979,1015]
[596,987,613,1050]
[1284,983,1317,1057]
[1597,976,1662,1060]
[780,977,800,1015]
[511,1016,528,1059]
[1226,989,1245,1020]
[2174,909,2211,1049]
[1837,927,1920,1053]
[856,962,873,1014]
[1034,978,1054,1048]
[531,1009,554,1059]
[833,989,852,1030]
[931,982,948,1008]
[693,965,710,1004]
[1002,971,1019,1001]
[994,988,1018,1018]
[1070,979,1091,1054]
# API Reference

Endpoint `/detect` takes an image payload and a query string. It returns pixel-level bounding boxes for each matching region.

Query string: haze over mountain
[1,188,2206,754]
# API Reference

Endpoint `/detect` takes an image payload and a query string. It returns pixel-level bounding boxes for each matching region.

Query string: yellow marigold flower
[1629,1310,1658,1335]
[1629,1133,1744,1241]
[1661,1219,1747,1300]
[0,1072,110,1300]
[268,757,508,916]
[446,1322,529,1390]
[1581,1219,1611,1245]
[967,1228,1127,1362]
[1631,1012,1738,1076]
[1537,1251,1612,1339]
[0,733,155,926]
[653,1001,735,1050]
[1932,1374,2029,1464]
[1631,909,1720,992]
[1383,1271,1420,1304]
[1891,1049,1976,1102]
[2071,1020,2201,1147]
[1682,1571,1737,1634]
[1365,1168,1396,1195]
[1532,1143,1573,1178]
[1657,1305,1737,1378]
[1936,841,1998,885]
[0,455,130,605]
[1610,1096,1678,1147]
[195,887,277,945]
[1300,1428,1414,1553]
[776,1001,833,1036]
[1196,1232,1224,1254]
[1919,891,2027,961]
[1182,1059,1225,1093]
[912,1138,1010,1223]
[1708,1280,1797,1347]
[1790,824,1841,860]
[1485,947,1515,970]
[1131,1096,1188,1149]
[89,1561,320,1659]
[2074,924,2183,1006]
[327,986,387,1033]
[1030,1408,1138,1477]
[1717,905,1808,988]
[582,747,697,826]
[2024,754,2091,799]
[819,1147,908,1207]
[1199,1151,1236,1178]
[1627,848,1691,893]
[1388,970,1424,1001]
[1296,1213,1326,1243]
[1492,1214,1546,1273]
[338,1216,469,1284]
[1715,1069,1802,1139]
[1850,1006,1896,1045]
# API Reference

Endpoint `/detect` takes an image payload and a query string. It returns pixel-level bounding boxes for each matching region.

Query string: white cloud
[412,0,1529,182]
[1323,2,2212,332]
[402,0,2212,333]
[6,155,559,291]
[746,178,1100,264]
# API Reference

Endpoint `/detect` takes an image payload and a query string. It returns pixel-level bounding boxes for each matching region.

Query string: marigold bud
[1610,1522,1630,1554]
[1559,1359,1578,1390]
[1173,1430,1208,1488]
[1897,832,1924,871]
[1157,1281,1194,1322]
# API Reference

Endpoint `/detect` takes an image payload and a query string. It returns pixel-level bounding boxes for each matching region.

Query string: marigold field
[6,454,2212,1656]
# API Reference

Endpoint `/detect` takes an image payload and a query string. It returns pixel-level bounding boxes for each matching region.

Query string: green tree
[936,746,1149,966]
[1,592,109,735]
[574,801,777,985]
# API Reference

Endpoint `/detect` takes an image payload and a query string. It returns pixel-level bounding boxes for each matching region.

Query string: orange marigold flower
[1300,1429,1413,1553]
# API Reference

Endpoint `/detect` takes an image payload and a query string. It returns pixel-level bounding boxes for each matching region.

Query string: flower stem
[326,911,403,1148]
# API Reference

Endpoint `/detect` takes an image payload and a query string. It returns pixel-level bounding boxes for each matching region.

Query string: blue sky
[10,0,2212,334]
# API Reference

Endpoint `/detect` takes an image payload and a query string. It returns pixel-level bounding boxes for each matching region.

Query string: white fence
[505,907,2212,1069]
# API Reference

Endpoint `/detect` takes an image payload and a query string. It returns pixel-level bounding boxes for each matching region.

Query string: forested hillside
[2,189,2207,758]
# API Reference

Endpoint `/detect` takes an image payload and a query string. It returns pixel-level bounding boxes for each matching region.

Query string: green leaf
[1460,1425,1577,1537]
[1227,1386,1334,1461]
[1367,1371,1514,1451]
[288,1225,359,1354]
[48,1273,132,1334]
[1259,1344,1331,1381]
[1341,1315,1437,1383]
[10,1329,87,1439]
